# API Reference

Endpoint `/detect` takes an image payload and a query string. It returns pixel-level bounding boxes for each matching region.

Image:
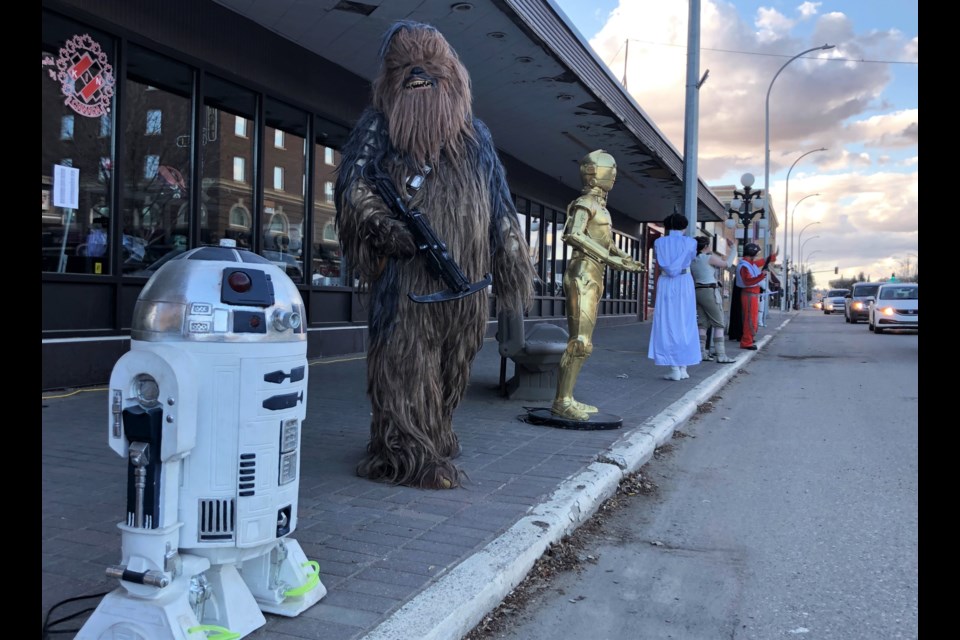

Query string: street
[468,310,918,640]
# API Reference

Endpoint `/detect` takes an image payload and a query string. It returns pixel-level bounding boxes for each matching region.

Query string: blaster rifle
[361,162,492,303]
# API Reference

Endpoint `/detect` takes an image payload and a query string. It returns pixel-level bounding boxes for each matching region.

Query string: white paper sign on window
[53,164,80,209]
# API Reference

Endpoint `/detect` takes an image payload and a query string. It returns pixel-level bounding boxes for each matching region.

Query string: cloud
[797,2,821,19]
[779,169,917,278]
[904,36,918,61]
[589,1,916,176]
[845,109,918,148]
[756,7,794,43]
[586,0,917,280]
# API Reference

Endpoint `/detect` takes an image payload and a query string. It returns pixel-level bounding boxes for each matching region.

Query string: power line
[618,38,917,65]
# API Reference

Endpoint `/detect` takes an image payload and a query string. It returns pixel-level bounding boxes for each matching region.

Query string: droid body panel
[79,242,325,640]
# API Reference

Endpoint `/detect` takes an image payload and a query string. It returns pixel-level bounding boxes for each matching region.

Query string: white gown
[648,231,700,367]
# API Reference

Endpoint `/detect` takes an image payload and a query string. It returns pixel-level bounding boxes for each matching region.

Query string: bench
[496,306,569,401]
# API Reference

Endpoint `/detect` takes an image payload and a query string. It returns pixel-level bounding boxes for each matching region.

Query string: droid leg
[238,538,327,616]
[195,562,269,633]
[551,342,596,420]
[79,417,262,639]
[76,554,226,640]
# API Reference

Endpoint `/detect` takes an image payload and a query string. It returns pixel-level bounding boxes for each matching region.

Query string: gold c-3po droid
[551,150,644,422]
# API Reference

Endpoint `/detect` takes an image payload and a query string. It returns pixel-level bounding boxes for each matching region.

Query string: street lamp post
[799,237,820,307]
[803,249,820,302]
[782,148,827,311]
[796,221,820,307]
[724,172,766,255]
[800,238,820,265]
[763,44,834,319]
[789,194,820,308]
[797,221,821,254]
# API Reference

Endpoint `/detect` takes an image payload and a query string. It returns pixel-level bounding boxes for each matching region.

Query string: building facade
[42,0,727,389]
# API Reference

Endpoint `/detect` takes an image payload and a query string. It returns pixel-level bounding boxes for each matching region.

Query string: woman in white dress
[648,213,701,380]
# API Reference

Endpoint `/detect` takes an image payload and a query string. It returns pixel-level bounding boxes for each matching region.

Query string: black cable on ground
[41,591,108,639]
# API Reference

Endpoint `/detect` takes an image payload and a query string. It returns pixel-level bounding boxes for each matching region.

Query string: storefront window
[121,45,193,276]
[262,99,306,285]
[542,212,563,297]
[312,146,342,286]
[312,115,344,286]
[201,76,256,250]
[42,13,115,274]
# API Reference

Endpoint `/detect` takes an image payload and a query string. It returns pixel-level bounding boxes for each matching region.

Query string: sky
[551,0,918,286]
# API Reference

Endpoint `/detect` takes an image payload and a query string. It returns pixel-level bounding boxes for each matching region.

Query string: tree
[828,277,858,289]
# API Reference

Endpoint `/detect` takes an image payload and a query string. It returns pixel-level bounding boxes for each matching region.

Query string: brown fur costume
[335,21,535,489]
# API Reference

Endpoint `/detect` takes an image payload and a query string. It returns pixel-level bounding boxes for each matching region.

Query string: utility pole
[682,0,703,236]
[622,39,629,89]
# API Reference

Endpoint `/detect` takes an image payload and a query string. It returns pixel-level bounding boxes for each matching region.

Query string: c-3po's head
[580,150,617,192]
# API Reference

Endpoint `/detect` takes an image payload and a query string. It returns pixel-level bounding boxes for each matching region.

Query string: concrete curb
[363,317,794,640]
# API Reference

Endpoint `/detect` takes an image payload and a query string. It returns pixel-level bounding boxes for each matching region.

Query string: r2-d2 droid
[79,240,326,640]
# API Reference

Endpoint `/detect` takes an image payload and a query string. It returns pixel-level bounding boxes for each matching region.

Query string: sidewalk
[41,311,790,639]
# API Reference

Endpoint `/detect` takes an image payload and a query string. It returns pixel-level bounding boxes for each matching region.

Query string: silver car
[822,288,850,315]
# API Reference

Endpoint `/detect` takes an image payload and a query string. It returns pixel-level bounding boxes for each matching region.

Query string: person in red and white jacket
[735,243,776,350]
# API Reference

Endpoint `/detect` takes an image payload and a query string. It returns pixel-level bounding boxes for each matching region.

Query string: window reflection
[41,16,115,275]
[120,46,192,277]
[312,142,342,286]
[262,99,306,285]
[201,76,255,252]
[60,116,74,140]
[145,109,162,135]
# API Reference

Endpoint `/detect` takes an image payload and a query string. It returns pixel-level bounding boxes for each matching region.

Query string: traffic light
[834,266,838,274]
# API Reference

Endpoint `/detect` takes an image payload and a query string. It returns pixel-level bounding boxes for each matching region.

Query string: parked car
[868,283,918,333]
[262,250,305,284]
[844,282,883,324]
[822,288,850,315]
[127,248,304,284]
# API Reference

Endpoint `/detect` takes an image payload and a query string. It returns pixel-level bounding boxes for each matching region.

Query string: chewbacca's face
[403,65,436,92]
[373,24,474,165]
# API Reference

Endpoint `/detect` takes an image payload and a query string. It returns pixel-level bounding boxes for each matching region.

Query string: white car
[868,283,918,333]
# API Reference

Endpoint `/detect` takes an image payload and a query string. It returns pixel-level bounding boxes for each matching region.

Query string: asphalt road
[483,310,918,640]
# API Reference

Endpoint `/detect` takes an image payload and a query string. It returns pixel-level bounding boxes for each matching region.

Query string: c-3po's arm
[608,242,641,266]
[562,205,644,272]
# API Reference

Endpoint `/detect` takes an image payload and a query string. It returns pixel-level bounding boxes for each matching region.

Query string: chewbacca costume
[335,21,535,489]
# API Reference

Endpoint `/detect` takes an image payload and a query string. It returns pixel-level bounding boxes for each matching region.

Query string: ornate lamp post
[724,172,766,255]
[782,148,826,310]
